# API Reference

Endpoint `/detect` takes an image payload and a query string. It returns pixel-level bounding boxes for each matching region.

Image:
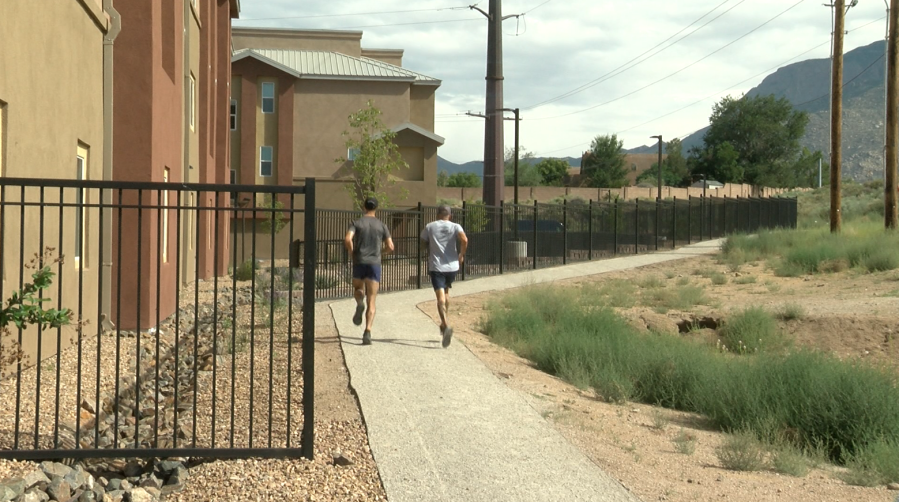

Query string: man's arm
[344,229,355,253]
[458,229,468,263]
[384,237,395,254]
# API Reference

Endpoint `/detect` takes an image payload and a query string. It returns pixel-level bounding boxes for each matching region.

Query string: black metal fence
[0,177,316,460]
[309,195,797,300]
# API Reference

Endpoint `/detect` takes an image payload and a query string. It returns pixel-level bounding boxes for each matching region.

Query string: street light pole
[500,108,521,237]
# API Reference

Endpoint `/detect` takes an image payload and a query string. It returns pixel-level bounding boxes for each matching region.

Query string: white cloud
[235,0,890,163]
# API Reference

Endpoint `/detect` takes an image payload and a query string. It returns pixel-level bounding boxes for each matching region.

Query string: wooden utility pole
[887,0,899,229]
[470,0,505,208]
[830,0,846,233]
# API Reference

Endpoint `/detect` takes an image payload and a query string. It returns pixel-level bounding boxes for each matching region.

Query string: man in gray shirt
[420,205,468,347]
[344,197,394,345]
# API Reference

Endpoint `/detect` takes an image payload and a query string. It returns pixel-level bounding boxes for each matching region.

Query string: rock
[155,461,182,475]
[41,462,74,479]
[64,469,87,491]
[47,477,72,502]
[888,482,899,490]
[104,490,125,502]
[77,489,97,502]
[0,478,25,499]
[332,452,354,467]
[122,461,143,479]
[127,488,154,502]
[0,486,17,502]
[142,487,161,500]
[104,479,123,492]
[21,489,47,502]
[138,475,160,490]
[23,470,51,490]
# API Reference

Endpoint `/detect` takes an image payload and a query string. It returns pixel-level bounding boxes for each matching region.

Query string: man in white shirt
[420,205,468,347]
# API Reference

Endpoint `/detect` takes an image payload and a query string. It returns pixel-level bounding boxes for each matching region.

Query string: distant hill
[437,155,581,178]
[632,40,887,181]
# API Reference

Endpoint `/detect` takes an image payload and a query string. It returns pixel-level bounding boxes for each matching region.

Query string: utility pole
[886,0,899,229]
[500,108,521,205]
[830,0,847,233]
[885,0,891,185]
[650,135,663,200]
[471,1,520,208]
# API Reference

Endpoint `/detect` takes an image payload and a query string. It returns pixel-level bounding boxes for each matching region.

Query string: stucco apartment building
[229,27,443,255]
[0,0,115,363]
[111,0,239,330]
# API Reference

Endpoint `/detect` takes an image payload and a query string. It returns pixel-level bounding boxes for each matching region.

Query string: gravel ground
[1,273,387,501]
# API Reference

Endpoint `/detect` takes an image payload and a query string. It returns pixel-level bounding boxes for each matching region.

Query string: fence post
[699,195,704,241]
[672,196,677,249]
[588,200,593,260]
[499,201,505,275]
[302,178,316,460]
[654,198,660,251]
[416,202,423,289]
[687,196,692,245]
[461,200,467,280]
[634,198,639,255]
[708,196,714,238]
[562,198,568,265]
[533,199,539,270]
[613,198,619,255]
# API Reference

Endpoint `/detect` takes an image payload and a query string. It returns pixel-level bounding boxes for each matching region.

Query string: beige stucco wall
[436,185,796,204]
[0,0,107,365]
[361,48,403,67]
[232,28,363,57]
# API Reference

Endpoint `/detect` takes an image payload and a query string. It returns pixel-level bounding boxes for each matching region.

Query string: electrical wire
[522,0,742,110]
[528,0,808,121]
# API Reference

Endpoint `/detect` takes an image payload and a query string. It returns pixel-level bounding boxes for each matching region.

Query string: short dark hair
[364,197,379,211]
[437,205,452,218]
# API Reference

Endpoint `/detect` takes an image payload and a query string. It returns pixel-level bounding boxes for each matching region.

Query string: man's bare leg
[436,287,453,348]
[352,278,366,326]
[362,279,380,345]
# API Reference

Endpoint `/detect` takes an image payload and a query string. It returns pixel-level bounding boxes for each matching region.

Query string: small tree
[257,194,289,234]
[437,170,449,187]
[337,100,409,209]
[446,172,482,188]
[535,158,570,186]
[1,249,73,378]
[503,147,542,186]
[582,134,629,188]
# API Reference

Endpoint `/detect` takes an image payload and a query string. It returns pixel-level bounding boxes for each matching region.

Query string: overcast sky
[234,0,890,164]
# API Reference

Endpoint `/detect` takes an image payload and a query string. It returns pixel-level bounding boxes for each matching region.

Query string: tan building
[0,0,117,363]
[111,0,239,330]
[229,28,443,256]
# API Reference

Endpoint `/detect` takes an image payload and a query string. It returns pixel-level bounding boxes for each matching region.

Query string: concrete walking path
[331,239,724,502]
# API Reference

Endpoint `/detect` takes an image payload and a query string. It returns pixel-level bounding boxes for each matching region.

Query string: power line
[320,17,484,30]
[237,4,473,22]
[523,0,552,14]
[522,0,742,110]
[528,0,808,121]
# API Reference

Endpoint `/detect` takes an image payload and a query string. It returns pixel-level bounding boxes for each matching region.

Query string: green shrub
[772,445,810,477]
[716,430,766,471]
[841,438,899,486]
[734,275,757,285]
[718,306,784,354]
[234,260,256,281]
[672,429,697,455]
[777,303,805,321]
[710,273,728,285]
[638,276,665,289]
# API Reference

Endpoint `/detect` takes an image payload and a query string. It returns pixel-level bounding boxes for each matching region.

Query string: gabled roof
[232,48,441,86]
[390,123,445,145]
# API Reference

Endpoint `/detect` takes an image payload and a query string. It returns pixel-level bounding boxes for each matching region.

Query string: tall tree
[535,158,570,186]
[636,138,690,187]
[336,100,409,209]
[689,94,815,187]
[504,147,542,186]
[582,134,629,188]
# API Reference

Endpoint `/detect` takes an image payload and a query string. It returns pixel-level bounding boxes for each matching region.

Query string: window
[75,146,89,265]
[162,168,170,263]
[230,169,236,184]
[347,147,360,161]
[230,99,237,130]
[261,82,275,114]
[260,146,273,177]
[189,73,196,130]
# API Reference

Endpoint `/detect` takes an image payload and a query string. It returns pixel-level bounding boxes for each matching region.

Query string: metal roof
[232,48,441,86]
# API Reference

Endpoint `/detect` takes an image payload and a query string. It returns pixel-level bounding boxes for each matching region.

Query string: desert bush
[734,275,757,285]
[716,430,766,471]
[672,429,697,455]
[776,303,805,321]
[485,285,899,471]
[710,273,728,285]
[717,306,784,354]
[234,259,257,281]
[771,445,810,477]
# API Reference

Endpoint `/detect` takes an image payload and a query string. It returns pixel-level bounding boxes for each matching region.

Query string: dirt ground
[416,255,899,502]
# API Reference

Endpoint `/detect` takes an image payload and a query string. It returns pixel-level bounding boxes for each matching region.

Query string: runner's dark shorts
[353,264,382,282]
[429,271,457,291]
